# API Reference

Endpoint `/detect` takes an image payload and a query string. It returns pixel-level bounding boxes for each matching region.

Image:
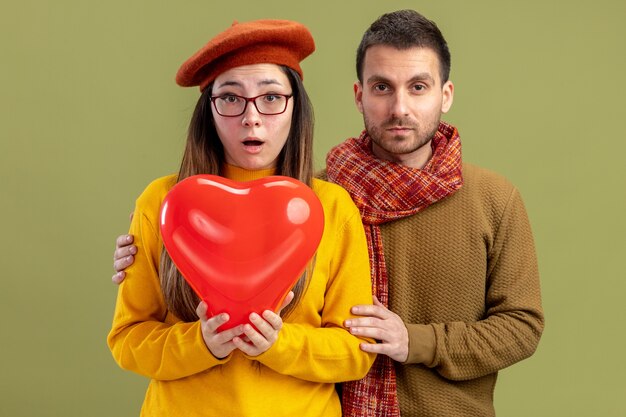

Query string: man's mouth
[385,118,416,130]
[387,126,414,132]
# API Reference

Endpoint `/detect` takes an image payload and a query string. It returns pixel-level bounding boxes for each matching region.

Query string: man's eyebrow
[366,72,435,85]
[366,75,392,85]
[408,73,435,84]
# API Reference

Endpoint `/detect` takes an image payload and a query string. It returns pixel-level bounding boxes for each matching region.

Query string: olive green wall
[1,0,624,415]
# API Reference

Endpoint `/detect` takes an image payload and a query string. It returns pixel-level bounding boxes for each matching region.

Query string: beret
[175,19,315,92]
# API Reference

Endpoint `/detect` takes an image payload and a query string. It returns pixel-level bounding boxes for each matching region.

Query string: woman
[107,19,375,417]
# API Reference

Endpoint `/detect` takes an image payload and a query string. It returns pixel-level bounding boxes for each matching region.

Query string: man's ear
[354,81,364,114]
[441,80,454,114]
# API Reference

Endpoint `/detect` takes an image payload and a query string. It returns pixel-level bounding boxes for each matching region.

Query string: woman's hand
[232,291,294,357]
[196,302,244,359]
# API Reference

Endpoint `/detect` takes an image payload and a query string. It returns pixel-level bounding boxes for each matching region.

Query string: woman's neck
[221,163,277,181]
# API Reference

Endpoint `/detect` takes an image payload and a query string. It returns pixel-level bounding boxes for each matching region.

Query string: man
[112,10,543,416]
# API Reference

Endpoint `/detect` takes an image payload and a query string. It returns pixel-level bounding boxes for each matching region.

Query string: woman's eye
[263,94,279,102]
[219,95,240,104]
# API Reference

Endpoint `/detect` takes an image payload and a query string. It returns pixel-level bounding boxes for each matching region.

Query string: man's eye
[413,84,426,92]
[373,84,389,92]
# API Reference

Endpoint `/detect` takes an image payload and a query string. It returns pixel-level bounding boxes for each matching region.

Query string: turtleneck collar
[221,163,277,181]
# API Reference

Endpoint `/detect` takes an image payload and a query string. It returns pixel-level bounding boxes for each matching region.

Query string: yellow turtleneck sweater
[107,166,375,417]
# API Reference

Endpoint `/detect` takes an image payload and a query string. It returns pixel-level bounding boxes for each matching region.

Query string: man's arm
[112,234,136,284]
[345,188,543,377]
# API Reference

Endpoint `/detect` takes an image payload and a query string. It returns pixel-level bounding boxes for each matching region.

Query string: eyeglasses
[210,93,293,117]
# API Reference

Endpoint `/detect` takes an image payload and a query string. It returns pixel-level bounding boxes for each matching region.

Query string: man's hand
[344,295,410,363]
[112,234,137,284]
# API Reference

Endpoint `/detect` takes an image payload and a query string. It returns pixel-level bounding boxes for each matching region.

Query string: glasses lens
[215,95,245,116]
[255,94,288,115]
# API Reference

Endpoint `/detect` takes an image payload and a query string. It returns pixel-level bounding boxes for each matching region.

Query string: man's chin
[378,137,429,155]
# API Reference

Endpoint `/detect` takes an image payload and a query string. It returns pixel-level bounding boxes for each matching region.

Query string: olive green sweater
[323,162,544,416]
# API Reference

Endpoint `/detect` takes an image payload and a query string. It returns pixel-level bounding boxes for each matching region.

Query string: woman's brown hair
[159,66,315,322]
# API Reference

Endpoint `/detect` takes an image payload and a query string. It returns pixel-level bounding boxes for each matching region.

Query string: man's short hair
[356,9,451,84]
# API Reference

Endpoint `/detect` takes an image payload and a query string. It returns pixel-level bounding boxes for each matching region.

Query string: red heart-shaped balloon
[160,175,324,330]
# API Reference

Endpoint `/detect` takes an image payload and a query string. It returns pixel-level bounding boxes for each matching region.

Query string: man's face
[355,45,454,168]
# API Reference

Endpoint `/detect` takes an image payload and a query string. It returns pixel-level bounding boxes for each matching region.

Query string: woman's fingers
[277,291,295,314]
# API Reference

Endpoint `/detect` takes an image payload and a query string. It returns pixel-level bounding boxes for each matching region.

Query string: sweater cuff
[404,323,438,367]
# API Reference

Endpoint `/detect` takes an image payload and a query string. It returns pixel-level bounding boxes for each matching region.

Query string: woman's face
[211,64,294,171]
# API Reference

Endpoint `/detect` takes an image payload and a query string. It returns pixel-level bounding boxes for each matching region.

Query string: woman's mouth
[242,138,264,154]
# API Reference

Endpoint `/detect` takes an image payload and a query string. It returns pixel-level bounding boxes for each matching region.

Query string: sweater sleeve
[107,197,228,381]
[426,188,544,381]
[251,206,377,383]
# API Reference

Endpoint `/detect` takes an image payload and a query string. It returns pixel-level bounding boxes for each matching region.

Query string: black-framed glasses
[210,93,293,117]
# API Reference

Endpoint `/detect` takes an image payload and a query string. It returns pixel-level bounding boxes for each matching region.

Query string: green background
[2,0,624,415]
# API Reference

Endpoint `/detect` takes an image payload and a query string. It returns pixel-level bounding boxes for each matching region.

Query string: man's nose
[390,91,410,117]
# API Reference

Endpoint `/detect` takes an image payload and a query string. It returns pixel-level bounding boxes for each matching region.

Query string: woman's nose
[241,101,262,127]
